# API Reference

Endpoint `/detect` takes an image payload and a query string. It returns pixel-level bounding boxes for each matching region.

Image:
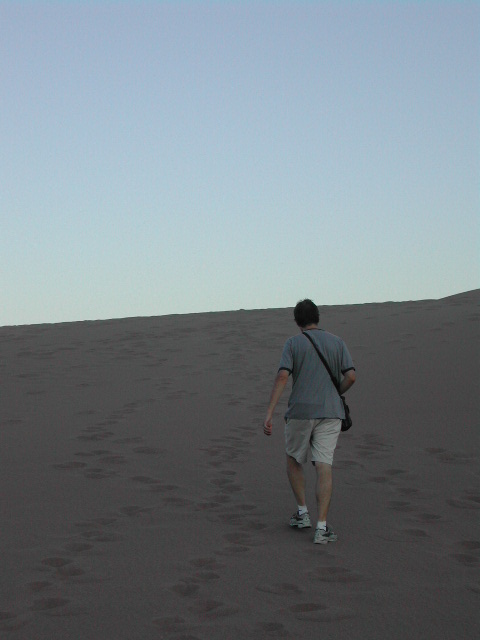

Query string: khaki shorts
[285,418,342,465]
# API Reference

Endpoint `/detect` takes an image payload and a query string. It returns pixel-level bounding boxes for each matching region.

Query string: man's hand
[263,370,289,437]
[339,369,356,395]
[263,417,273,436]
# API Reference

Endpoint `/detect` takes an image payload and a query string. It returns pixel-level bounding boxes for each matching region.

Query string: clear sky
[1,1,478,326]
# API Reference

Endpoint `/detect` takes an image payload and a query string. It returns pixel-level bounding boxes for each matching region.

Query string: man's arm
[338,369,356,395]
[263,369,289,436]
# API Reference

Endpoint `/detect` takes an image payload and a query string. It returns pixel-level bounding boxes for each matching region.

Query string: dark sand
[1,291,479,639]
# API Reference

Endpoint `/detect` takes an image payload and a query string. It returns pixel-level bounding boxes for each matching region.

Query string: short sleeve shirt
[278,329,355,420]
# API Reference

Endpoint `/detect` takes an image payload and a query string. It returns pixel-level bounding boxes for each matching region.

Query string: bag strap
[302,331,341,396]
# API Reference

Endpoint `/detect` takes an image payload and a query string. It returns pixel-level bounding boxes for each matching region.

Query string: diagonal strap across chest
[302,331,340,395]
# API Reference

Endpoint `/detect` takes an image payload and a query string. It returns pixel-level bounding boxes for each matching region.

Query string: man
[264,299,356,544]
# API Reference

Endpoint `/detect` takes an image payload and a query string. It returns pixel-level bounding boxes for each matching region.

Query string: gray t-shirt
[278,329,355,420]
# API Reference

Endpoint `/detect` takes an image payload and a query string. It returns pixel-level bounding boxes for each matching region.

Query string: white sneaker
[289,511,312,528]
[313,526,338,544]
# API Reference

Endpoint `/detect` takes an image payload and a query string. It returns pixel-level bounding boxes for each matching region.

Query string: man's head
[294,299,319,328]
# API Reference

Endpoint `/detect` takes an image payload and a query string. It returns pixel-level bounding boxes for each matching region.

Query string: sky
[1,1,478,327]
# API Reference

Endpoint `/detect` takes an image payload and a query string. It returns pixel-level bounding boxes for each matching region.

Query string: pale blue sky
[1,1,478,326]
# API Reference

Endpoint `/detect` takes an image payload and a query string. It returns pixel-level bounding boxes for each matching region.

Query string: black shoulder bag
[302,332,353,432]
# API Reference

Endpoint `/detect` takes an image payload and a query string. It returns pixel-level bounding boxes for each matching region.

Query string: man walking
[264,299,356,544]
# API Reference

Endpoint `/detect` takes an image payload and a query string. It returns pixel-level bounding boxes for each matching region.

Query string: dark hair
[294,299,319,327]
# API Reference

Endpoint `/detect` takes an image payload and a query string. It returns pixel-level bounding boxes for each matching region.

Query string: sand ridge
[0,291,479,638]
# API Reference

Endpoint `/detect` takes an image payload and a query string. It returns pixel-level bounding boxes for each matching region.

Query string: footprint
[224,532,264,547]
[27,581,52,592]
[189,557,225,571]
[119,506,153,517]
[213,511,243,523]
[207,494,231,505]
[30,597,70,611]
[170,581,200,597]
[130,475,159,485]
[56,565,85,578]
[397,487,421,497]
[437,451,474,464]
[206,460,224,468]
[256,621,289,636]
[1,419,25,426]
[220,484,242,494]
[310,566,363,583]
[196,501,223,511]
[36,602,86,618]
[236,504,256,512]
[81,531,120,543]
[285,601,354,622]
[256,582,302,595]
[217,545,250,556]
[413,513,442,523]
[192,571,220,582]
[289,602,327,614]
[162,496,193,507]
[90,517,117,526]
[98,455,128,465]
[52,461,88,470]
[41,557,73,568]
[426,448,474,465]
[241,521,268,532]
[335,459,363,470]
[0,612,17,621]
[132,446,163,455]
[450,553,479,567]
[0,612,29,631]
[460,541,480,551]
[356,446,391,458]
[189,599,238,619]
[84,469,117,479]
[447,492,480,510]
[148,484,178,493]
[402,529,429,538]
[63,543,94,553]
[387,501,416,512]
[77,433,114,442]
[152,616,190,633]
[210,478,233,487]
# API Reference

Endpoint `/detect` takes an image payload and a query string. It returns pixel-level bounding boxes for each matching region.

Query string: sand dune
[1,291,479,639]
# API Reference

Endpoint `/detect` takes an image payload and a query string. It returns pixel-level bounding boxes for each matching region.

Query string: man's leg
[286,454,306,506]
[315,462,333,522]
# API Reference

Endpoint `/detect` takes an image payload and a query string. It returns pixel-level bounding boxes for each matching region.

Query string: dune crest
[1,292,479,639]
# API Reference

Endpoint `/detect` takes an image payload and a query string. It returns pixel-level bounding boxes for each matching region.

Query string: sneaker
[289,511,312,528]
[313,526,338,544]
